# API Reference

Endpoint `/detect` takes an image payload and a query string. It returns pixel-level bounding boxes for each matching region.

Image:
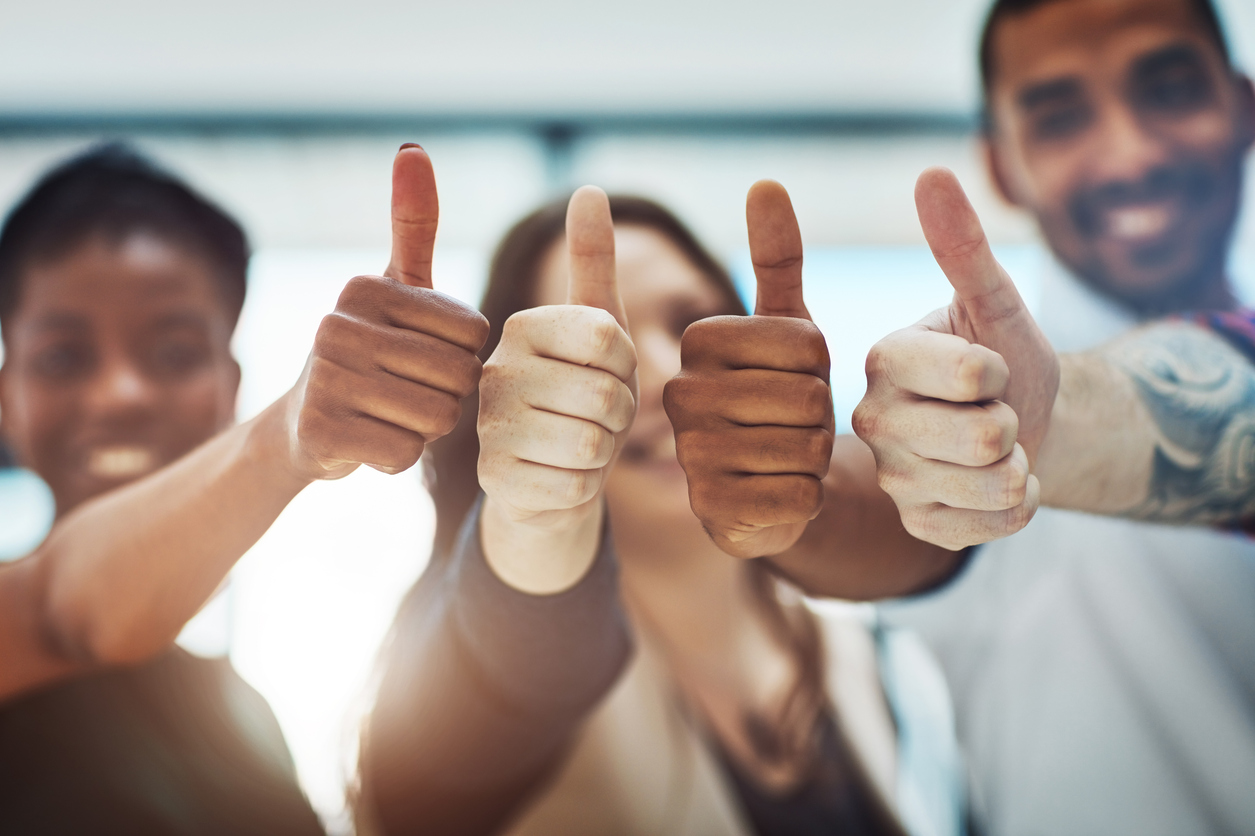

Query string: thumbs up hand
[477,187,638,593]
[664,181,835,559]
[852,168,1059,550]
[285,145,490,480]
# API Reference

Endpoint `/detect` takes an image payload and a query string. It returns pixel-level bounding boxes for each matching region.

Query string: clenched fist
[664,181,835,559]
[477,186,638,593]
[285,145,489,481]
[852,168,1058,550]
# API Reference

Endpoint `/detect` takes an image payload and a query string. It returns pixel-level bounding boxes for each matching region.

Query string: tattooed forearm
[1100,322,1255,526]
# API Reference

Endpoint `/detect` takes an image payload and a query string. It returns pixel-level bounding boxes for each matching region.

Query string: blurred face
[0,233,240,517]
[535,224,736,529]
[986,0,1255,313]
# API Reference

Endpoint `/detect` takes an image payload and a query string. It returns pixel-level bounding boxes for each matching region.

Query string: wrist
[480,496,604,595]
[246,390,317,494]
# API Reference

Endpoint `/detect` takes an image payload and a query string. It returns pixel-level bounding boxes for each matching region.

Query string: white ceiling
[1,0,1251,119]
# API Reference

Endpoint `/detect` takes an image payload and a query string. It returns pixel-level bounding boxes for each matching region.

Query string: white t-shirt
[883,262,1255,836]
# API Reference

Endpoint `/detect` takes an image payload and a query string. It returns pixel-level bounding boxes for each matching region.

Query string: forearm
[364,498,631,835]
[30,392,307,675]
[766,435,965,600]
[1038,322,1255,526]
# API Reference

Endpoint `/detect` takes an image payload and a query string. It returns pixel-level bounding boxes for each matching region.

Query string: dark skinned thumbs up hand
[283,145,490,481]
[852,167,1059,550]
[664,181,835,559]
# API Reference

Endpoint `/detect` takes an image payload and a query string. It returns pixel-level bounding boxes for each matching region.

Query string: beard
[1055,155,1244,317]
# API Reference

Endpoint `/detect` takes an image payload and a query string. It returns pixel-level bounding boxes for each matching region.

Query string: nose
[84,355,158,421]
[1088,100,1172,185]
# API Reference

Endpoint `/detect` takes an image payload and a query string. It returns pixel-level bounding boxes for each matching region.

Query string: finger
[882,443,1031,512]
[506,410,616,471]
[746,180,809,320]
[900,474,1040,550]
[675,425,833,478]
[681,316,828,378]
[666,368,832,429]
[890,399,1018,467]
[307,358,462,440]
[566,186,627,329]
[299,410,426,476]
[385,144,439,289]
[315,314,481,398]
[690,473,825,532]
[519,362,636,434]
[480,458,604,513]
[866,327,1009,403]
[336,275,489,354]
[915,167,1030,336]
[507,306,636,381]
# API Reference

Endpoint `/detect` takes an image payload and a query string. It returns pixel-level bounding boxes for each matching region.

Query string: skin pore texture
[477,208,815,791]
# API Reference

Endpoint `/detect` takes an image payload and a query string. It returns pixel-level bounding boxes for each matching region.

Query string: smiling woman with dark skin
[0,143,490,834]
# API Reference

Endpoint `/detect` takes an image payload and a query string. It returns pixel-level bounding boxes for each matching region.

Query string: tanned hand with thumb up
[665,181,965,600]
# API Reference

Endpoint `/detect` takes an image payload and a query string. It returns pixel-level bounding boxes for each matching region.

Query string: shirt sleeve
[360,496,633,836]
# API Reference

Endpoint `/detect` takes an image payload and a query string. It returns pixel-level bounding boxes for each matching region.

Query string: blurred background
[1,0,1253,830]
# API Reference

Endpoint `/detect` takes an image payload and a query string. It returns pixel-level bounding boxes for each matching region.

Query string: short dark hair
[0,142,249,329]
[979,0,1233,125]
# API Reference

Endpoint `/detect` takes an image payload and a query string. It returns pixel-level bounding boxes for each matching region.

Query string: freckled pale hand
[851,168,1060,551]
[477,185,639,531]
[664,180,836,559]
[285,145,490,480]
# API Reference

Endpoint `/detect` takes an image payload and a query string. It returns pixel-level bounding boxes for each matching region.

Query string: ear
[981,134,1021,208]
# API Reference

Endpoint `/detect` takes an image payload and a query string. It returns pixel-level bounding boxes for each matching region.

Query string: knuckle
[850,401,880,442]
[587,315,620,362]
[970,418,1007,465]
[990,456,1029,509]
[427,394,462,438]
[798,377,832,424]
[564,468,592,505]
[337,274,386,310]
[577,422,610,467]
[804,429,834,468]
[954,348,991,401]
[864,341,892,382]
[797,477,825,519]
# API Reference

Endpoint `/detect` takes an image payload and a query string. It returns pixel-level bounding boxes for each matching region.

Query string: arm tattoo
[1103,322,1255,527]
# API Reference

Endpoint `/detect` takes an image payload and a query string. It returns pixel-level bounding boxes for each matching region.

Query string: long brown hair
[422,194,829,779]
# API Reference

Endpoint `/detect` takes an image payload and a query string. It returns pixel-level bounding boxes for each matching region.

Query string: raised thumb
[566,185,627,329]
[747,180,810,320]
[384,143,439,289]
[914,167,1027,334]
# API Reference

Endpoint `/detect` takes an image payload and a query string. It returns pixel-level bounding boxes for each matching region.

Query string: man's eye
[1138,70,1212,113]
[33,344,92,379]
[1031,104,1092,141]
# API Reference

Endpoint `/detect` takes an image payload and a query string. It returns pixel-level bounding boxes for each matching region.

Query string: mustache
[1068,161,1216,238]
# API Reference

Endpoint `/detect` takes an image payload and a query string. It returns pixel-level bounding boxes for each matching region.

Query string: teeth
[1108,206,1171,240]
[86,446,156,480]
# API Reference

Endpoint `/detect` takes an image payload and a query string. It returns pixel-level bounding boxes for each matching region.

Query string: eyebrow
[1017,77,1085,111]
[30,312,89,332]
[1131,42,1207,78]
